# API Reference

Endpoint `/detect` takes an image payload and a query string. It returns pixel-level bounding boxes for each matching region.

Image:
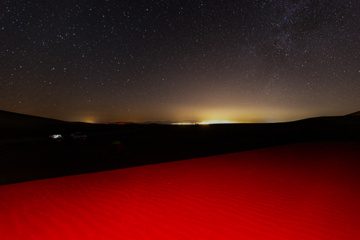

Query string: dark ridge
[346,111,360,117]
[0,110,65,126]
[0,110,92,141]
[1,110,360,185]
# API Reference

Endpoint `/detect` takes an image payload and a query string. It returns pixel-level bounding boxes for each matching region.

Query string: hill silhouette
[0,110,65,129]
[347,111,360,117]
[1,109,360,185]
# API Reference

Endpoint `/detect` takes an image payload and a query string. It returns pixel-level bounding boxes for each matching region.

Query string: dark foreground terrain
[1,110,360,185]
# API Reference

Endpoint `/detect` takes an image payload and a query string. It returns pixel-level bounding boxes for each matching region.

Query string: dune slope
[0,141,360,239]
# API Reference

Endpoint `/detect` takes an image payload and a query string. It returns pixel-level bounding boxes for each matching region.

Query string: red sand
[1,142,360,239]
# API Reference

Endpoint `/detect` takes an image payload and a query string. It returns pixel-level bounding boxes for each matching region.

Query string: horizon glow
[1,1,359,123]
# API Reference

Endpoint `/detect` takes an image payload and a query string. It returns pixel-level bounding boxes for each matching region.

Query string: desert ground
[1,110,360,239]
[1,141,360,239]
[1,110,360,185]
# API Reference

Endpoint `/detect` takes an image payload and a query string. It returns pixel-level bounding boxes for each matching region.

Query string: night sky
[1,0,360,123]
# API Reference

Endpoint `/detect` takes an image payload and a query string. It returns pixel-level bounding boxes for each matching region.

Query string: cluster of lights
[198,120,234,125]
[171,120,236,125]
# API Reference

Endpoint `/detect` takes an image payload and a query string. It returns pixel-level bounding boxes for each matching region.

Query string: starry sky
[1,0,360,123]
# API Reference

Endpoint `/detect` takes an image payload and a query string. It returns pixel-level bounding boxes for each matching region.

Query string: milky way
[1,0,359,123]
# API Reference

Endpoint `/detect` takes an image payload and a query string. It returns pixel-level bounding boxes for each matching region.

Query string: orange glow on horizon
[198,120,236,125]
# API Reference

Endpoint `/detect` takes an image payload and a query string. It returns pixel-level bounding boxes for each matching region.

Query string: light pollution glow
[72,106,331,124]
[1,1,359,124]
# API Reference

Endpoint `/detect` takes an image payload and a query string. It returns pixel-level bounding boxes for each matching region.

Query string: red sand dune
[1,142,360,239]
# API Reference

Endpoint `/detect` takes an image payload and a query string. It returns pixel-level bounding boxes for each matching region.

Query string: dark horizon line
[1,109,359,125]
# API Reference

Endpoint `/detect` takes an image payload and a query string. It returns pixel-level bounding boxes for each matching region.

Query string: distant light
[171,123,196,125]
[118,123,125,125]
[199,120,234,125]
[49,134,63,139]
